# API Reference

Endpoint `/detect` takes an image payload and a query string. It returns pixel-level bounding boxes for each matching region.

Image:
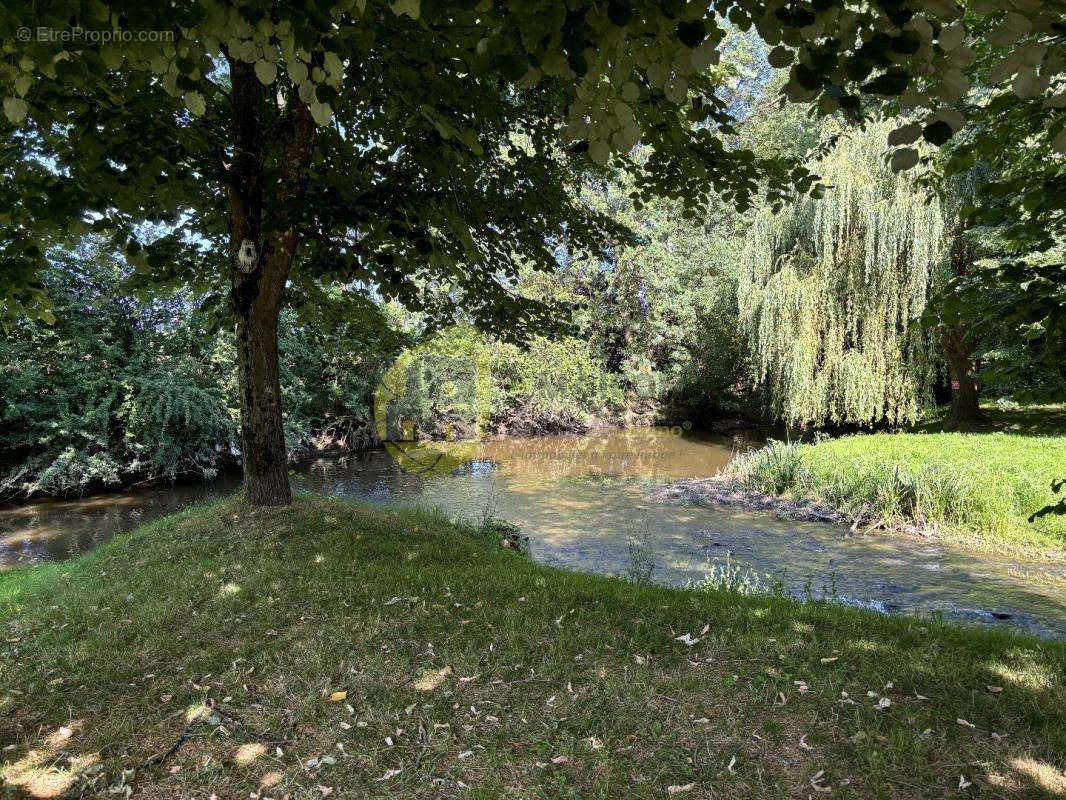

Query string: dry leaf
[986,685,1003,694]
[957,719,975,729]
[810,770,831,793]
[551,755,569,765]
[726,755,737,774]
[667,782,696,795]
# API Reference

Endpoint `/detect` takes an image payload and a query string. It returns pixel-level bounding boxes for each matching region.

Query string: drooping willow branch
[739,120,947,427]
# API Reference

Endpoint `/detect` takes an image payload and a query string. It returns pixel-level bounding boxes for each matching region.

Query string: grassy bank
[2,498,1064,798]
[729,431,1066,556]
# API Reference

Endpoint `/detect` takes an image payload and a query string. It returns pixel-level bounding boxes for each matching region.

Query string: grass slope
[730,430,1066,556]
[1,498,1064,799]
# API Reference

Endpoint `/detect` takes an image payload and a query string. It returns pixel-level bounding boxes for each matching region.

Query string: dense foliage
[739,120,947,427]
[5,0,1062,505]
[0,240,404,500]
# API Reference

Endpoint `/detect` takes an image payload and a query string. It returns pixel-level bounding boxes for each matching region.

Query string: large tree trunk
[234,290,291,505]
[225,58,317,506]
[942,323,984,429]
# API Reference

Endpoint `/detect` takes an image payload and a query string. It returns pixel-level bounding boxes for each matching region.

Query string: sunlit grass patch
[729,431,1066,555]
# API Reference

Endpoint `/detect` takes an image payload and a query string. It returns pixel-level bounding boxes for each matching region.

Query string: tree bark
[234,295,291,504]
[940,221,985,430]
[226,58,317,506]
[942,323,984,429]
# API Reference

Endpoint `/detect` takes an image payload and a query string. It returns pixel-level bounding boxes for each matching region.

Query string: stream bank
[2,428,1063,638]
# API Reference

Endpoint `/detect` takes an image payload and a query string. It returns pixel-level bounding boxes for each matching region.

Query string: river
[1,428,1063,638]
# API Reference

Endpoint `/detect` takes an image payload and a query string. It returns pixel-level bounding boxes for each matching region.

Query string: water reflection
[1,428,1063,638]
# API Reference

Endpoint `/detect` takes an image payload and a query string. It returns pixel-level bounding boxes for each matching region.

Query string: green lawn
[730,427,1066,556]
[1,498,1064,798]
[914,403,1066,437]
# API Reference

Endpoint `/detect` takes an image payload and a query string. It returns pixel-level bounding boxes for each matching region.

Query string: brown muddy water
[2,428,1063,638]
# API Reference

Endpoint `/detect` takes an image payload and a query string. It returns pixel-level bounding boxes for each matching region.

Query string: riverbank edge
[652,475,1066,561]
[1,407,762,509]
[2,496,1063,798]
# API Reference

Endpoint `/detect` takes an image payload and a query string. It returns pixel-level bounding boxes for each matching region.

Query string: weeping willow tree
[739,120,947,428]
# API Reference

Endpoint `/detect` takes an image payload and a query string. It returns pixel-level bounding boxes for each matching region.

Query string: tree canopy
[2,0,1063,503]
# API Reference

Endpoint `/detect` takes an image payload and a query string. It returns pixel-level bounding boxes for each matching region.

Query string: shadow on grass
[1,497,1063,798]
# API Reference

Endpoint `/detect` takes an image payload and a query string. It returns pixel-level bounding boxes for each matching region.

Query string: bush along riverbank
[657,432,1066,558]
[2,497,1064,799]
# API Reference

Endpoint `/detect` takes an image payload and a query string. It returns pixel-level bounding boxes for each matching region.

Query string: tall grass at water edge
[727,432,1066,553]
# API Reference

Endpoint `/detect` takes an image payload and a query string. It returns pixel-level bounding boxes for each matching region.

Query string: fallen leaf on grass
[986,686,1003,694]
[810,770,831,793]
[375,769,402,781]
[820,656,839,664]
[667,782,696,795]
[799,734,813,751]
[874,697,891,711]
[329,691,347,702]
[726,756,737,774]
[957,719,975,729]
[551,755,569,765]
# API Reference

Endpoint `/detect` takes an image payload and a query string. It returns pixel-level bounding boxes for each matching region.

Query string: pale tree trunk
[226,59,317,506]
[942,323,984,429]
